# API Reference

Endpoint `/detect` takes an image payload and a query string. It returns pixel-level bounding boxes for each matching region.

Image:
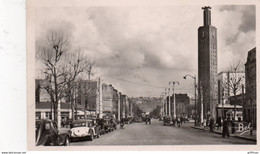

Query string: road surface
[70,119,256,145]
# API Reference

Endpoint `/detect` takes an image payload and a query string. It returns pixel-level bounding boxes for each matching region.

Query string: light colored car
[69,119,100,141]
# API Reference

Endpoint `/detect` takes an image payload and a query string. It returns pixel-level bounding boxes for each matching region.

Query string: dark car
[163,116,173,126]
[125,117,133,124]
[110,118,117,130]
[103,119,113,132]
[96,118,106,134]
[35,119,70,146]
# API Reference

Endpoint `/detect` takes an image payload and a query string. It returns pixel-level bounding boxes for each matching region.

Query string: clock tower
[198,6,218,121]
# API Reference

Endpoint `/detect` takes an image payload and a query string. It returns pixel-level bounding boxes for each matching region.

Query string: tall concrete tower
[198,6,218,121]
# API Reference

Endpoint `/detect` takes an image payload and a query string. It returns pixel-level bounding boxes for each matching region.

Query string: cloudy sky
[35,5,255,98]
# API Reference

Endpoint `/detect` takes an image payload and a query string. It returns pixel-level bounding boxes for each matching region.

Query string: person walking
[231,118,235,134]
[216,117,222,130]
[203,119,207,129]
[222,118,230,137]
[172,117,176,127]
[209,117,214,132]
[177,117,181,127]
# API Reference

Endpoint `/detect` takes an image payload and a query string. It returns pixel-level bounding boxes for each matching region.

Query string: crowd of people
[201,116,237,137]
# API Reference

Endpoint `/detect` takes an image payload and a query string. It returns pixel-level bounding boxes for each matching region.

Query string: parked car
[35,119,70,146]
[69,119,100,141]
[110,119,117,130]
[103,119,113,132]
[96,118,106,134]
[163,116,173,126]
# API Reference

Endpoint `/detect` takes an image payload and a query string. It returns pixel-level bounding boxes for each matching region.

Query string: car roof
[72,119,92,124]
[35,119,54,123]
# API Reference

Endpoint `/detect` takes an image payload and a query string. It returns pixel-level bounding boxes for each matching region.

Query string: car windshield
[72,121,91,128]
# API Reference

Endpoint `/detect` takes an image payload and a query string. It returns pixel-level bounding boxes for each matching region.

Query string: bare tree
[222,60,245,120]
[36,28,91,123]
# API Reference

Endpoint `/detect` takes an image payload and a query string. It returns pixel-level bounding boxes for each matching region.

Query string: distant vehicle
[35,119,70,146]
[163,116,173,126]
[135,117,143,123]
[69,119,100,141]
[124,117,133,124]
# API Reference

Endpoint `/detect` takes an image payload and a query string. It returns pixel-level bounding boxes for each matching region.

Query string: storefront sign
[235,122,252,135]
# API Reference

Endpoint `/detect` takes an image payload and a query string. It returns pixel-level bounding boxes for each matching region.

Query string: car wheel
[63,136,70,146]
[97,130,100,138]
[89,132,94,141]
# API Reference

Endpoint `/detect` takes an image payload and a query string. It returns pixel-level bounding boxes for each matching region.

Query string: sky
[35,5,255,98]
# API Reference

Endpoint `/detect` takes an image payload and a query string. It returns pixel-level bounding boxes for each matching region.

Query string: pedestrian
[209,117,214,132]
[222,118,230,137]
[231,118,235,134]
[149,116,151,124]
[172,118,176,127]
[216,117,222,130]
[203,119,207,129]
[177,117,181,127]
[61,118,65,127]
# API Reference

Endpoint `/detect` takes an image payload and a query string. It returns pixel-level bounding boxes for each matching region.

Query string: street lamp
[160,94,165,117]
[169,81,179,119]
[183,74,197,126]
[165,88,171,116]
[162,92,167,116]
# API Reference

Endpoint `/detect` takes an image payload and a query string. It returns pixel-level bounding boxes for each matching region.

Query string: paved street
[70,119,256,146]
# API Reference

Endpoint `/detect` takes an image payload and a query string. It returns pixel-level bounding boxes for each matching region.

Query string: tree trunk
[54,68,58,123]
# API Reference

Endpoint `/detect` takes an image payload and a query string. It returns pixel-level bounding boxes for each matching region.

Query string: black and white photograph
[25,0,258,151]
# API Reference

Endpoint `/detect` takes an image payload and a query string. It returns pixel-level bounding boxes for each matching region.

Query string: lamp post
[162,92,167,116]
[160,94,165,117]
[183,74,197,126]
[165,88,171,116]
[169,81,179,119]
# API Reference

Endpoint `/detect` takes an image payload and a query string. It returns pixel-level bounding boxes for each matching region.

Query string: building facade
[102,83,114,114]
[198,6,218,120]
[244,47,256,127]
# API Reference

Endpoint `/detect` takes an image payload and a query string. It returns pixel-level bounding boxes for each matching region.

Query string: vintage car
[110,119,117,130]
[35,119,70,146]
[163,116,173,126]
[96,118,106,134]
[69,119,100,141]
[124,117,133,124]
[103,119,114,132]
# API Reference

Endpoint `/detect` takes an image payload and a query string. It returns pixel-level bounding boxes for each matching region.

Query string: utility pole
[118,92,121,121]
[98,78,103,118]
[169,81,179,119]
[165,88,171,117]
[162,92,167,116]
[222,87,224,119]
[57,100,61,128]
[242,84,244,121]
[200,82,204,124]
[183,74,197,126]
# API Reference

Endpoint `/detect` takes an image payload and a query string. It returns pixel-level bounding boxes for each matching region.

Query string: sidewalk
[190,124,257,142]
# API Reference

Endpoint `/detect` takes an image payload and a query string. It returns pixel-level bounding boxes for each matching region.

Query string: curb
[190,126,256,142]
